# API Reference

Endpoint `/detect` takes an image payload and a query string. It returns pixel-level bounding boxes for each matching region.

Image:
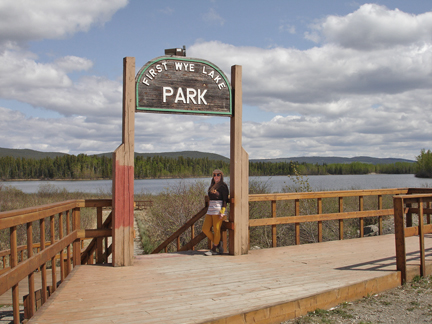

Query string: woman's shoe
[217,241,224,254]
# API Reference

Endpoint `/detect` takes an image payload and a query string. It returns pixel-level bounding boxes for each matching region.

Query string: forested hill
[251,156,415,165]
[0,147,414,164]
[0,147,416,180]
[0,147,67,159]
[97,151,230,162]
[0,148,228,162]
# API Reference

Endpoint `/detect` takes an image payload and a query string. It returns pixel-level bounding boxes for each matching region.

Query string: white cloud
[0,0,129,154]
[0,0,126,117]
[190,41,432,111]
[188,4,432,159]
[54,56,93,73]
[279,23,296,34]
[311,4,432,50]
[0,50,122,117]
[202,8,225,26]
[0,107,121,154]
[159,6,174,15]
[0,0,128,46]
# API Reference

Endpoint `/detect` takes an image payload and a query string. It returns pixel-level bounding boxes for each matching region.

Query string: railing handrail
[250,208,394,227]
[0,241,55,258]
[0,230,78,297]
[394,193,432,201]
[152,205,208,254]
[249,188,409,201]
[0,199,80,219]
[0,199,112,230]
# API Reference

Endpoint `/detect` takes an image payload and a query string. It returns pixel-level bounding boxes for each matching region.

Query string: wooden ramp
[27,234,432,324]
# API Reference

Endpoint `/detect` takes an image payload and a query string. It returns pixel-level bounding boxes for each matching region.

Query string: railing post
[59,212,65,282]
[359,196,364,237]
[427,201,431,224]
[339,197,344,240]
[406,202,413,227]
[10,226,19,324]
[72,208,81,266]
[27,221,35,318]
[40,217,47,303]
[66,210,71,276]
[191,224,195,251]
[50,215,56,292]
[205,196,212,250]
[393,196,406,284]
[96,207,103,264]
[295,199,300,245]
[271,200,277,247]
[378,195,383,235]
[317,198,322,242]
[418,198,425,277]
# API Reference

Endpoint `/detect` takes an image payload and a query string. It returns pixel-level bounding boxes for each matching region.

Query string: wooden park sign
[135,56,231,116]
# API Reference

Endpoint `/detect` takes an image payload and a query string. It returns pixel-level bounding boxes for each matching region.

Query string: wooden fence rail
[0,199,113,324]
[152,188,420,254]
[248,188,411,247]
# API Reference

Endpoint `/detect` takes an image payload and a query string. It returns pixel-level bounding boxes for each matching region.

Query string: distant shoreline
[0,173,420,183]
[0,176,212,182]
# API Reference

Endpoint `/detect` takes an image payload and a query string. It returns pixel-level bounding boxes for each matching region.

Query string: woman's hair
[208,169,224,192]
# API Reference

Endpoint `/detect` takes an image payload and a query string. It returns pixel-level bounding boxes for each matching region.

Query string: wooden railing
[249,188,411,247]
[393,191,432,284]
[153,188,417,254]
[151,203,209,254]
[152,197,234,254]
[0,242,70,276]
[0,199,113,324]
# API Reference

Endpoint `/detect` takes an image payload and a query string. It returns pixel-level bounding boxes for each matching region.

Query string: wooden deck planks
[26,234,432,324]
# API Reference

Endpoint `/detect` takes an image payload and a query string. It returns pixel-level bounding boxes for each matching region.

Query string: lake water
[2,174,432,195]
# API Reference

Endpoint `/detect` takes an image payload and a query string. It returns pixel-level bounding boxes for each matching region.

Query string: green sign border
[135,56,232,116]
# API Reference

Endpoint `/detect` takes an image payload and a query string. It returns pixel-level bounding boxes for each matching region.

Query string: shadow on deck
[25,234,432,324]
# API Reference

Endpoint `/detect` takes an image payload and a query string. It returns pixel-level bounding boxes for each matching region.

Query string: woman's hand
[219,207,226,219]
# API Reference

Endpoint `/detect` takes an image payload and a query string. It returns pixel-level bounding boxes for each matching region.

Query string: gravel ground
[282,275,432,324]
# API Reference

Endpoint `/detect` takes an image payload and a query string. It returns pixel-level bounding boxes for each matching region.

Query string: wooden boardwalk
[26,234,432,324]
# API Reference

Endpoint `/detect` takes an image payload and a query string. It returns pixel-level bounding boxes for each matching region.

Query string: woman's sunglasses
[213,173,221,177]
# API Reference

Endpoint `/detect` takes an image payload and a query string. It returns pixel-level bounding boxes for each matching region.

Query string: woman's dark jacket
[208,182,229,208]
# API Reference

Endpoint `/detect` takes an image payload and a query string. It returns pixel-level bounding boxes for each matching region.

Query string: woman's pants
[202,214,225,245]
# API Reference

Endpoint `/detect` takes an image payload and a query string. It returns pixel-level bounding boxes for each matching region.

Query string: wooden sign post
[112,53,249,266]
[229,65,249,256]
[112,57,135,267]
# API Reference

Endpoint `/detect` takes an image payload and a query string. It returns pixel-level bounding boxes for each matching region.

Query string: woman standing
[202,169,229,255]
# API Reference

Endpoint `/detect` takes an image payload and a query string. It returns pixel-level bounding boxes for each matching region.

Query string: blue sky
[0,0,431,160]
